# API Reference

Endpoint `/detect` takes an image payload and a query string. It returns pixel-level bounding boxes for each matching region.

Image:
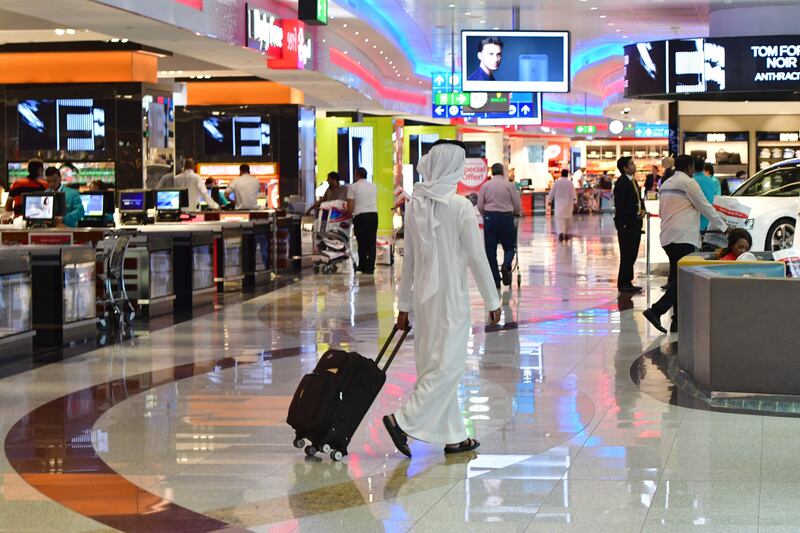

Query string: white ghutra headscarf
[410,142,465,303]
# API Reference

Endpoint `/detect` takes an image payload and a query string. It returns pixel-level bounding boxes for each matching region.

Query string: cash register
[118,189,150,226]
[78,191,116,227]
[22,191,65,228]
[154,189,188,223]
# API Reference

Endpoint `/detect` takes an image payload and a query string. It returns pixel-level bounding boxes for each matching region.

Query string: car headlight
[745,218,755,229]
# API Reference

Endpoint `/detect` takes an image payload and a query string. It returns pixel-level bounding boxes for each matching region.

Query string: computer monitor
[155,189,188,211]
[119,190,147,212]
[22,192,65,222]
[79,192,114,217]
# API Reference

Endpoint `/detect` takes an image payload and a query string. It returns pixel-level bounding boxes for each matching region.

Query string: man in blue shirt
[691,158,721,231]
[45,166,84,227]
[469,37,503,81]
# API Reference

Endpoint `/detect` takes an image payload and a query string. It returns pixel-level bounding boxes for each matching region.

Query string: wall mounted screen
[18,98,107,152]
[462,30,570,93]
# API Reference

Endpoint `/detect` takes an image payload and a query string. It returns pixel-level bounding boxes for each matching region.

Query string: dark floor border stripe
[4,347,302,532]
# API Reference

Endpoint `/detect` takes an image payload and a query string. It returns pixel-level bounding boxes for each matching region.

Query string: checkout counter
[0,248,34,356]
[18,245,97,346]
[123,232,176,317]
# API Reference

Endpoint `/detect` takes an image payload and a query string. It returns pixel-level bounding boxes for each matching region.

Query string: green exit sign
[435,91,469,106]
[299,0,328,25]
[575,125,597,134]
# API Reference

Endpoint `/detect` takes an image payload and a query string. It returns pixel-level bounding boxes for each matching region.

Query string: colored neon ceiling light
[329,48,427,106]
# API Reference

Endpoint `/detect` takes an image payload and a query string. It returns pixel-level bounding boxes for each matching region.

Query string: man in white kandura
[548,168,577,242]
[383,140,501,457]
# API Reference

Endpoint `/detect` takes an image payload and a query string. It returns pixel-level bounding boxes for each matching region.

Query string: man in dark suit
[614,156,645,292]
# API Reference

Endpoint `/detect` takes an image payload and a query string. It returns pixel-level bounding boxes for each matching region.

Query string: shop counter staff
[45,166,84,227]
[174,158,218,211]
[347,167,378,275]
[225,164,260,210]
[3,160,46,220]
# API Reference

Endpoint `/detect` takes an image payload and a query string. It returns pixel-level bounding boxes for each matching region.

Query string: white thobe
[395,195,500,443]
[548,177,576,235]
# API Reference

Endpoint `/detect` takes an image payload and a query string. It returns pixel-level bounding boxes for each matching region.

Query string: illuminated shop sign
[299,0,328,25]
[625,35,800,98]
[246,5,313,69]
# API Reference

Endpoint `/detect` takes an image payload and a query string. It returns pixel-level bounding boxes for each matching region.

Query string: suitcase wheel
[293,438,306,449]
[321,443,331,454]
[330,450,344,462]
[304,445,318,457]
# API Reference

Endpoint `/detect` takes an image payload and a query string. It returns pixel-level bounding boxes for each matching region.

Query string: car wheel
[766,218,796,251]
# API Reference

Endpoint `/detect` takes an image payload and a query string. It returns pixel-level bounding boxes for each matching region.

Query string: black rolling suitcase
[287,325,410,461]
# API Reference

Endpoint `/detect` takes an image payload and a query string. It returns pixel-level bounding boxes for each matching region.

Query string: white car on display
[728,159,800,251]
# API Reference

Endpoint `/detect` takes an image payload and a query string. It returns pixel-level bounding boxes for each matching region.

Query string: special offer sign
[458,158,488,196]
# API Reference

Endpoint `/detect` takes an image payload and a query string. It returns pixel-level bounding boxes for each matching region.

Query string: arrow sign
[434,105,446,117]
[520,104,531,116]
[455,93,468,105]
[433,74,445,86]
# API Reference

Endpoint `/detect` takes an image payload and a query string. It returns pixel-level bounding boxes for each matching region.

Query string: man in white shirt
[347,167,379,274]
[224,164,261,210]
[173,159,218,211]
[572,167,585,189]
[643,154,728,334]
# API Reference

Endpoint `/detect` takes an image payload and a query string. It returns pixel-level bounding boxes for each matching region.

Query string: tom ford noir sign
[625,35,800,99]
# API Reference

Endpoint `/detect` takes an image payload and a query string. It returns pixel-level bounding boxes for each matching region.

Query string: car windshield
[733,164,800,197]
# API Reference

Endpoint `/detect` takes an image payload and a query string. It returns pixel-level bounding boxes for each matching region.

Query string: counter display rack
[756,132,800,171]
[0,249,34,356]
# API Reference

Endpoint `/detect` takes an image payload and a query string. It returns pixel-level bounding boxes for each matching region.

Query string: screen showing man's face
[478,44,502,73]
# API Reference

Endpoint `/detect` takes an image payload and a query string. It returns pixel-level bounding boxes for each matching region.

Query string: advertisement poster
[458,158,489,202]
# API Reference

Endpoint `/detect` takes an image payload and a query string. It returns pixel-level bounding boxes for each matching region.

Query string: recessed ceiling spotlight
[379,50,383,54]
[110,38,120,42]
[343,23,348,28]
[365,38,369,42]
[479,20,486,23]
[54,28,65,36]
[493,27,499,30]
[322,38,327,43]
[590,6,598,10]
[608,22,614,26]
[600,15,606,18]
[616,29,621,32]
[465,11,472,15]
[373,44,377,48]
[344,51,348,54]
[622,35,628,38]
[448,3,455,7]
[65,28,76,35]
[121,38,129,43]
[355,31,359,35]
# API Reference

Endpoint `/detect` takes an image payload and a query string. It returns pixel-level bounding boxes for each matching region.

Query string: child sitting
[715,228,753,261]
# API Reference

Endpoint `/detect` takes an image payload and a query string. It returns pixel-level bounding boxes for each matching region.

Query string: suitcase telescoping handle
[375,324,411,372]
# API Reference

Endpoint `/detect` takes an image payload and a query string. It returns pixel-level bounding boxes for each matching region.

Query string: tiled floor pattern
[1,215,797,532]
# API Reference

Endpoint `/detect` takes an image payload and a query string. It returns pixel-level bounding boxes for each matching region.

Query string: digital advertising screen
[80,193,105,217]
[462,30,570,93]
[120,191,145,211]
[18,98,107,152]
[156,190,181,210]
[24,195,54,220]
[202,115,271,158]
[625,34,800,98]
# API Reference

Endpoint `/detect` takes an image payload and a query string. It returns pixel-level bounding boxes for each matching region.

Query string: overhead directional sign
[575,125,597,134]
[470,93,543,126]
[432,104,462,119]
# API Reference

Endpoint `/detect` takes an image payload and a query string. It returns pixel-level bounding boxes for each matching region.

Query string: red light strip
[174,0,203,9]
[329,47,427,106]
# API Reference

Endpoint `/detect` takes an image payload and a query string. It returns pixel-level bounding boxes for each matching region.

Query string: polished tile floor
[1,215,798,532]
